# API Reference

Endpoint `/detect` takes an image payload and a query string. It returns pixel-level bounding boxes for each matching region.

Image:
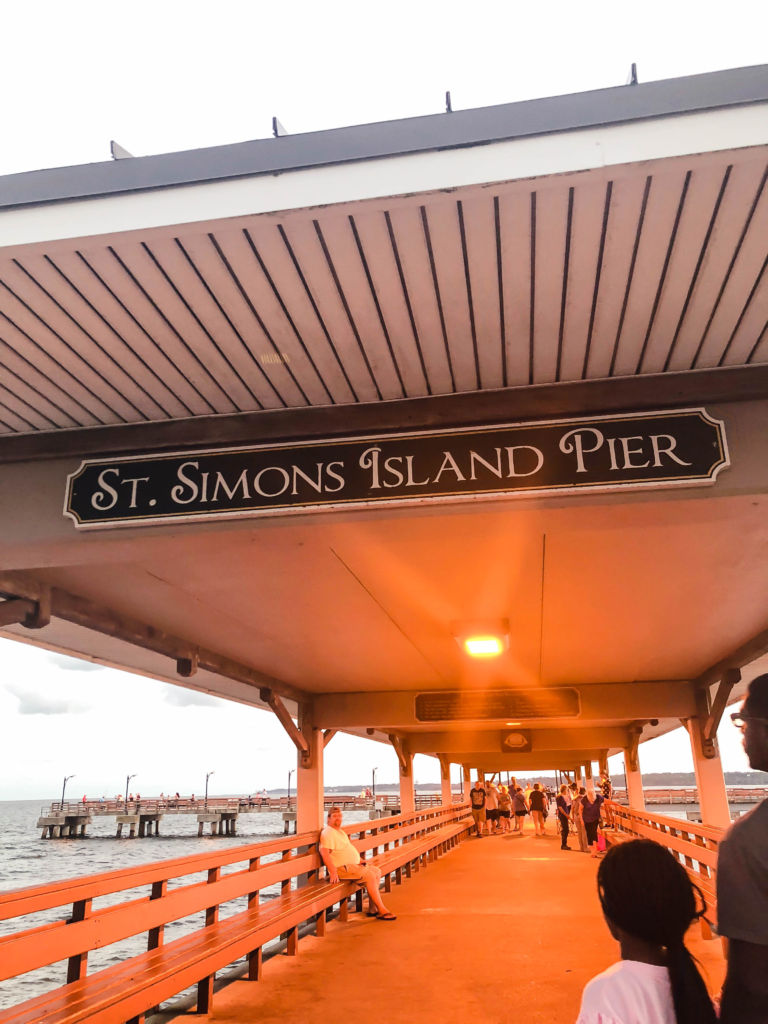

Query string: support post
[399,751,415,815]
[439,757,452,806]
[685,689,731,827]
[623,732,645,810]
[584,761,595,796]
[462,765,471,800]
[296,708,324,834]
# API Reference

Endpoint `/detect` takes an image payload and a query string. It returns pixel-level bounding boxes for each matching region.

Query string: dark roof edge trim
[2,364,767,464]
[2,64,768,212]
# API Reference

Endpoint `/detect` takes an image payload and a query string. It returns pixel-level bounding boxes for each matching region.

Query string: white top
[318,825,361,868]
[576,960,675,1024]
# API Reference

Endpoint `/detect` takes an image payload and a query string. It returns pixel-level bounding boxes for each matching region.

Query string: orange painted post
[248,946,263,981]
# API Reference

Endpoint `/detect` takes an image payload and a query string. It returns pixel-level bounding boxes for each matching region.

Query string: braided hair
[597,840,716,1024]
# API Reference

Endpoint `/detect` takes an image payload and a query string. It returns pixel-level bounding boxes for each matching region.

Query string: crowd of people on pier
[468,773,613,856]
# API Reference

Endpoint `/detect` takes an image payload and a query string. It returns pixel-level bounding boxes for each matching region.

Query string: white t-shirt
[576,960,674,1024]
[318,825,361,868]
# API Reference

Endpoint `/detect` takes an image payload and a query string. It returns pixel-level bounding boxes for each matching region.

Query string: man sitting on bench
[319,806,397,921]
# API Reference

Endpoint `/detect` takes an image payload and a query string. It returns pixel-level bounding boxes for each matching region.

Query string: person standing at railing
[717,673,768,1024]
[319,807,396,920]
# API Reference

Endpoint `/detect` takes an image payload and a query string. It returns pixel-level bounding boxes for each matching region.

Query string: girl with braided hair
[576,839,716,1024]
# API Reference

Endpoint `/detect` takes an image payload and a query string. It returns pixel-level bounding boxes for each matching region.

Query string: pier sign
[64,408,729,529]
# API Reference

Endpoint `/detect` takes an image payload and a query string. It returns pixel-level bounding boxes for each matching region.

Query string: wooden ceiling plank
[419,197,478,392]
[380,204,454,396]
[496,189,534,387]
[146,234,300,410]
[610,166,691,377]
[237,219,357,405]
[34,250,191,420]
[457,194,504,391]
[341,207,431,399]
[120,236,275,413]
[276,217,380,404]
[194,227,334,408]
[310,211,404,402]
[69,245,217,418]
[530,183,570,384]
[103,240,244,414]
[667,158,768,371]
[557,177,612,383]
[582,174,651,379]
[640,163,739,375]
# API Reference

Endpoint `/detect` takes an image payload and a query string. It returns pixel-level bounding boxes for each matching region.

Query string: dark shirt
[528,790,546,812]
[469,786,486,809]
[556,795,571,818]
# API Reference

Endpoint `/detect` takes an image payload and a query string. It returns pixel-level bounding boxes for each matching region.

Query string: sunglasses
[730,712,768,730]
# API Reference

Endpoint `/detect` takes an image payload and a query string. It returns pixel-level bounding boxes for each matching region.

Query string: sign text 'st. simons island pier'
[64,409,729,529]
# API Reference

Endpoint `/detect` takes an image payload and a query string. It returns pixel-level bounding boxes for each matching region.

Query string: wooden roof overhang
[1,65,768,774]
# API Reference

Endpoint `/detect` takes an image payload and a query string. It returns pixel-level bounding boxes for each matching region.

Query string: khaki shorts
[471,808,486,824]
[336,863,381,885]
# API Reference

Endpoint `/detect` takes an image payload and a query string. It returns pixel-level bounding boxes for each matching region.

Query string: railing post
[66,898,92,983]
[247,856,261,980]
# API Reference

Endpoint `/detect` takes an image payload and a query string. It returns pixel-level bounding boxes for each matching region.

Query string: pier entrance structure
[1,65,767,831]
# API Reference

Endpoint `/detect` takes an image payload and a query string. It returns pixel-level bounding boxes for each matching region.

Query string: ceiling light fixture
[452,619,509,659]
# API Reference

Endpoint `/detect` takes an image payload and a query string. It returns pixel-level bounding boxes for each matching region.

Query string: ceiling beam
[457,749,605,772]
[405,726,631,755]
[0,570,308,706]
[2,365,766,464]
[312,682,696,729]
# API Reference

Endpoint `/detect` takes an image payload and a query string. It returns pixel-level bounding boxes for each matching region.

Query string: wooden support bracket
[388,734,410,775]
[0,598,36,628]
[260,689,312,766]
[703,669,741,742]
[625,727,642,773]
[323,729,337,748]
[438,756,450,780]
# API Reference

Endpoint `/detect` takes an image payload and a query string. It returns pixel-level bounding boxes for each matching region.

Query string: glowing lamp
[453,620,509,659]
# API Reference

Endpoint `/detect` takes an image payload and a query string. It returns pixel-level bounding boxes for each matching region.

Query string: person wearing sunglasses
[717,672,768,1023]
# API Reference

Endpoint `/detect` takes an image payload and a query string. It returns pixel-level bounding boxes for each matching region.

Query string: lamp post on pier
[60,774,74,811]
[372,767,378,800]
[205,771,215,811]
[125,774,136,807]
[287,768,295,810]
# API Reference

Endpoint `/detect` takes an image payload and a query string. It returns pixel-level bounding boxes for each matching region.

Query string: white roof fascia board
[1,103,767,250]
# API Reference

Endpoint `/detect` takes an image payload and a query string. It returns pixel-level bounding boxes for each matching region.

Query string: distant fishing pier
[35,793,437,839]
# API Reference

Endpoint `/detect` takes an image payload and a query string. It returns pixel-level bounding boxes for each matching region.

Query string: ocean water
[0,798,374,1013]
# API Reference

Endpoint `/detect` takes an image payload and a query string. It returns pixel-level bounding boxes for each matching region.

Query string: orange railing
[606,802,725,936]
[0,802,471,1022]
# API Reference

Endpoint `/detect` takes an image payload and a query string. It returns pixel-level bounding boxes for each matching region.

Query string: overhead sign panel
[64,408,728,529]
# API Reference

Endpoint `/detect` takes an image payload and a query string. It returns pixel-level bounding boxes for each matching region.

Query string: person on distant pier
[319,807,395,920]
[469,778,486,837]
[717,673,768,1023]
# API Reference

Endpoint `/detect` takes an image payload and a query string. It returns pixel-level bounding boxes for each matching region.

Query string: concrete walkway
[190,825,725,1024]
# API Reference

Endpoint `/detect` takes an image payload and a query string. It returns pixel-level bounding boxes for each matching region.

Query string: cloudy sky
[0,0,763,798]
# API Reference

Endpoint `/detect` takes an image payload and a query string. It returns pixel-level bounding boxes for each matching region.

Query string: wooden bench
[0,808,471,1024]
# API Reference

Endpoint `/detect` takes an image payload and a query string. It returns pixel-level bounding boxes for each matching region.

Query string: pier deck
[185,824,726,1024]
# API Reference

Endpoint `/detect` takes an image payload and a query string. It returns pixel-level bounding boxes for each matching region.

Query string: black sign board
[64,408,729,529]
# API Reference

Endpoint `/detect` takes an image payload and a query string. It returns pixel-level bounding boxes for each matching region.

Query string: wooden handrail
[605,802,726,933]
[0,803,471,989]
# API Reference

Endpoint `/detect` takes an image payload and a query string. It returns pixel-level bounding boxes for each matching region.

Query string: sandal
[376,912,397,921]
